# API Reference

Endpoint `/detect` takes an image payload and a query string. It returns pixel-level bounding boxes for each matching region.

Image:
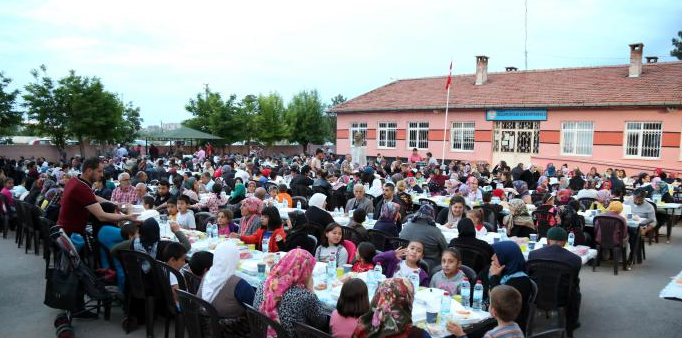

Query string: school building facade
[332,44,682,174]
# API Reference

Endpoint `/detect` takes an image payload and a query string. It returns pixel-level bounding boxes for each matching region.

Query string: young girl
[216,209,239,236]
[330,278,370,338]
[232,206,286,252]
[466,209,489,236]
[372,240,429,287]
[314,223,349,265]
[429,248,465,295]
[352,242,376,273]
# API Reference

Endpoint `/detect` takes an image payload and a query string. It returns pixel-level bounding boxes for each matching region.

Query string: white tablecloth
[660,269,682,300]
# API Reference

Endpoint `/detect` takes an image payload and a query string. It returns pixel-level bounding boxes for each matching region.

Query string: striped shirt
[484,323,524,338]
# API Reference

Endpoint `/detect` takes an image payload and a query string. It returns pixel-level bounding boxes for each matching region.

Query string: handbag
[44,268,80,310]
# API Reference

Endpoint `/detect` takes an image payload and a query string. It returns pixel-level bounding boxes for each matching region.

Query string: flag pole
[441,61,452,165]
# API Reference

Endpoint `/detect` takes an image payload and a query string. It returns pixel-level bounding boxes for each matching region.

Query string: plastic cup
[336,267,344,279]
[257,263,266,278]
[627,213,633,220]
[426,311,438,324]
[248,244,256,251]
[528,242,536,250]
[530,234,537,242]
[343,264,352,274]
[520,244,527,252]
[493,237,500,243]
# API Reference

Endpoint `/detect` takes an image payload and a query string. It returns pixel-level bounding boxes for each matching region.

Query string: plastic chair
[341,226,365,246]
[592,215,628,275]
[28,203,43,255]
[367,229,392,251]
[459,264,477,307]
[244,303,288,338]
[526,279,539,333]
[527,329,566,338]
[451,243,492,277]
[479,204,500,232]
[182,269,203,294]
[294,322,332,338]
[176,290,223,338]
[387,237,410,251]
[577,198,596,211]
[117,249,158,338]
[527,259,576,337]
[194,212,215,233]
[418,198,439,210]
[14,199,27,246]
[154,260,186,338]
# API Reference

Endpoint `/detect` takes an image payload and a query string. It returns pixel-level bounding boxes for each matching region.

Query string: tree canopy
[0,72,21,137]
[285,90,328,150]
[672,30,682,60]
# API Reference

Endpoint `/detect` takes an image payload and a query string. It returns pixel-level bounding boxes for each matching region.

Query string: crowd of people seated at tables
[1,149,680,338]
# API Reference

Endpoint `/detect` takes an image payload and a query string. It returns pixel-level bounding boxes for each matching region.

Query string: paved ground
[1,229,680,338]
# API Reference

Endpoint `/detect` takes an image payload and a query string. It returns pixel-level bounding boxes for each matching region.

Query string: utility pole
[524,0,528,70]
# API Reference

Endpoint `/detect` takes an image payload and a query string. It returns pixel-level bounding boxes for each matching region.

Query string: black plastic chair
[341,226,364,246]
[176,290,222,338]
[418,198,439,210]
[592,215,628,275]
[183,269,203,294]
[527,328,566,338]
[459,264,477,307]
[244,303,288,338]
[293,322,333,338]
[479,204,500,232]
[14,199,27,246]
[154,260,186,338]
[117,249,158,338]
[451,243,492,277]
[526,279,539,334]
[27,203,43,255]
[194,212,215,233]
[367,229,392,251]
[387,237,410,251]
[527,259,576,337]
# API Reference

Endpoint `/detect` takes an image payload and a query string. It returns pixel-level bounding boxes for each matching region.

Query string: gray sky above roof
[1,0,680,126]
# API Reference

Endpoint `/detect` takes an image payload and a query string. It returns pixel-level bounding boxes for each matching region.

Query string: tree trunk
[302,142,309,155]
[78,136,85,158]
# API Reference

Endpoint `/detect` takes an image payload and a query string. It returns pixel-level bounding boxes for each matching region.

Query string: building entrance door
[491,121,540,167]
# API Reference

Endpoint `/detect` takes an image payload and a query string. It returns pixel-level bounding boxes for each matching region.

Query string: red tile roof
[331,62,682,112]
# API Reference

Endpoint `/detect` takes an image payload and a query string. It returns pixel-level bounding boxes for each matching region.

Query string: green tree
[114,101,143,144]
[22,65,69,150]
[0,72,21,137]
[184,85,245,147]
[672,30,682,60]
[285,90,329,151]
[239,94,259,145]
[255,92,288,145]
[327,94,346,143]
[208,93,245,148]
[330,94,346,107]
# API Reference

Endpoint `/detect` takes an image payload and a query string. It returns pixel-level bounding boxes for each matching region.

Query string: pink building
[332,44,682,175]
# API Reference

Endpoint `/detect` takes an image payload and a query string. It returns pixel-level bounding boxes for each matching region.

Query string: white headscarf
[367,178,383,197]
[309,193,327,210]
[200,241,239,303]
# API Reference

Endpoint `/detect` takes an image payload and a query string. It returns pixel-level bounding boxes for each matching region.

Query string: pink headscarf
[239,197,263,236]
[651,177,661,190]
[260,248,316,335]
[557,189,572,204]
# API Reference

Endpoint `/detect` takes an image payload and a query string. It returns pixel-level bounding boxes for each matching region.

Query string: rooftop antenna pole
[525,0,528,70]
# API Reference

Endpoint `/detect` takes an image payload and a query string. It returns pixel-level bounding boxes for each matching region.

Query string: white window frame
[349,122,367,147]
[407,121,429,150]
[450,121,475,152]
[560,121,594,156]
[624,121,662,159]
[377,122,397,149]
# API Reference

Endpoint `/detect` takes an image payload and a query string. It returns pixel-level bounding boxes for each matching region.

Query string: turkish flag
[445,61,452,90]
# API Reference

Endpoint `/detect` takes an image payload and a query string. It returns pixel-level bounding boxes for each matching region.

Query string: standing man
[408,148,422,163]
[310,148,324,174]
[194,146,206,163]
[149,144,159,161]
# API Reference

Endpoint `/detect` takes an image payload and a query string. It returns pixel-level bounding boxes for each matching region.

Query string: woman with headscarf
[400,204,448,269]
[535,176,549,194]
[556,189,572,206]
[197,241,254,337]
[598,201,629,247]
[182,177,199,203]
[229,183,246,205]
[284,212,318,254]
[590,189,612,211]
[503,199,535,237]
[465,176,483,203]
[245,180,257,198]
[239,197,263,237]
[449,217,494,261]
[488,241,533,334]
[373,202,402,237]
[367,178,383,197]
[444,178,459,196]
[512,180,532,204]
[253,249,327,338]
[304,193,335,236]
[352,278,429,338]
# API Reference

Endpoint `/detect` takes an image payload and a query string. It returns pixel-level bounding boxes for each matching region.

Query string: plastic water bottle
[440,291,451,328]
[207,223,214,238]
[460,278,471,308]
[340,206,345,216]
[327,253,337,279]
[334,207,340,216]
[473,280,483,310]
[373,262,383,282]
[297,201,302,210]
[261,233,270,253]
[568,231,575,247]
[212,223,219,238]
[283,198,288,208]
[409,269,420,292]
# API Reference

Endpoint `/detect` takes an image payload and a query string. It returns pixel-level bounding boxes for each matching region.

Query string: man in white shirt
[235,164,250,183]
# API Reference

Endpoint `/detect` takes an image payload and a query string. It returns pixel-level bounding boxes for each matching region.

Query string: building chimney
[475,55,489,85]
[505,66,518,72]
[629,43,643,77]
[645,56,658,63]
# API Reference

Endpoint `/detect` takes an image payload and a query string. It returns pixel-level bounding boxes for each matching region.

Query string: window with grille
[451,122,475,151]
[349,122,367,147]
[408,122,429,149]
[624,122,662,158]
[377,122,397,148]
[561,121,594,156]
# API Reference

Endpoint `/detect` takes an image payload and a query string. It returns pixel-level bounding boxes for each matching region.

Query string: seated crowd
[0,147,679,338]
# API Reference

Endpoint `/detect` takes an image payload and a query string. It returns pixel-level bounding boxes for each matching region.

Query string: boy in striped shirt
[448,285,525,338]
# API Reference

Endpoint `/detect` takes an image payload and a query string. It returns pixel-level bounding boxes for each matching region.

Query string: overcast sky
[1,0,680,126]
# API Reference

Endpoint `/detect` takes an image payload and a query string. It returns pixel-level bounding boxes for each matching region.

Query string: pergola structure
[140,126,221,155]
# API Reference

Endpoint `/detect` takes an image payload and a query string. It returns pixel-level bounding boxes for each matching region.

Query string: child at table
[372,240,429,287]
[330,278,370,338]
[275,184,293,208]
[142,195,155,211]
[447,285,524,338]
[314,223,349,264]
[175,195,196,230]
[162,242,188,307]
[232,206,286,252]
[166,198,178,221]
[352,242,376,273]
[217,208,239,236]
[466,209,489,236]
[430,248,464,295]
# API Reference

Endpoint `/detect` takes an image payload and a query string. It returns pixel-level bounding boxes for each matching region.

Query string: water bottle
[568,231,575,247]
[440,291,451,328]
[207,223,214,238]
[261,233,270,253]
[340,206,345,216]
[297,201,302,210]
[283,198,288,208]
[212,223,218,238]
[334,207,340,216]
[409,269,420,291]
[373,262,383,282]
[473,280,483,310]
[327,253,337,279]
[460,278,471,308]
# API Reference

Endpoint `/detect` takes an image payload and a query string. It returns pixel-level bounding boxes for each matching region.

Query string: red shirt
[352,261,375,273]
[57,177,97,234]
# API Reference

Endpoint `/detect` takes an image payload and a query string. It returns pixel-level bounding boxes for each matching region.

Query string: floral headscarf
[458,184,469,196]
[557,189,572,204]
[596,190,611,205]
[260,248,316,336]
[651,177,661,190]
[353,278,415,338]
[379,202,399,221]
[601,180,612,191]
[411,204,436,226]
[241,196,263,215]
[508,198,529,216]
[512,180,529,197]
